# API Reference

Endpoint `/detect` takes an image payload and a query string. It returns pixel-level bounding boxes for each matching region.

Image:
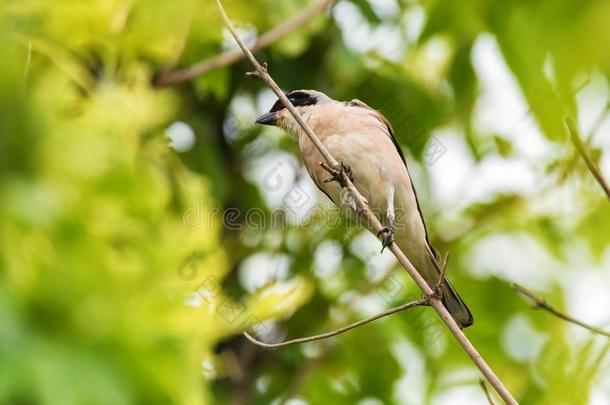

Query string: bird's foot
[432,284,443,300]
[422,283,445,306]
[376,226,394,253]
[320,161,354,188]
[424,285,444,305]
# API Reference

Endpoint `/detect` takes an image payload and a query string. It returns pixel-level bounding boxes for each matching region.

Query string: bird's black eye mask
[269,91,317,112]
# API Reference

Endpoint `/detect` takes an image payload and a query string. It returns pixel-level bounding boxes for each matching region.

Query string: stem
[154,0,336,86]
[565,116,610,202]
[243,298,428,348]
[512,283,610,338]
[480,378,497,405]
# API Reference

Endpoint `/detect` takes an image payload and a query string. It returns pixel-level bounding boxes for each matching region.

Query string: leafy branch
[213,0,518,402]
[512,283,610,338]
[565,116,610,202]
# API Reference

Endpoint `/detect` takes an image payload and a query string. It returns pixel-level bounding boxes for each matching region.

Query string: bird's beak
[255,111,279,126]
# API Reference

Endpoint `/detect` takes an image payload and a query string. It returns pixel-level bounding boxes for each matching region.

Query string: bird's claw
[377,226,394,253]
[424,285,444,305]
[432,285,443,300]
[320,161,354,187]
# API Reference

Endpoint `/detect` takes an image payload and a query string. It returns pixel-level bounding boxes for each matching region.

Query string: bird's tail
[425,253,473,329]
[438,276,473,329]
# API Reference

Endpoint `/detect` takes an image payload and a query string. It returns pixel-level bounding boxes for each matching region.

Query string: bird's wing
[312,176,335,204]
[346,99,408,166]
[346,99,439,259]
[299,154,336,204]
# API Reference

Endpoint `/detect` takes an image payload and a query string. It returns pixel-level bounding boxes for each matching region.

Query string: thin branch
[565,116,610,201]
[23,41,32,85]
[511,283,610,338]
[154,0,335,86]
[435,251,450,290]
[480,378,497,405]
[243,297,428,349]
[213,1,337,167]
[215,1,518,403]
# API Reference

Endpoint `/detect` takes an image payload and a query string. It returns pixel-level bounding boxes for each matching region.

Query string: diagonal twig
[435,251,450,291]
[154,0,336,86]
[511,283,610,338]
[243,297,428,349]
[212,3,337,167]
[215,1,518,403]
[480,378,497,405]
[565,116,610,202]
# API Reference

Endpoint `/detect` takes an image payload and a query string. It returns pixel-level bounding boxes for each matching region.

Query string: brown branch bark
[565,116,610,202]
[243,297,429,349]
[214,1,518,402]
[154,0,335,87]
[511,283,610,338]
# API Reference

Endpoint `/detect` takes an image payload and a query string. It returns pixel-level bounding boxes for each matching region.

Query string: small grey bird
[256,89,473,328]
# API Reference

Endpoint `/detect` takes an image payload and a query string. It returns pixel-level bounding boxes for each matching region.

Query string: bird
[255,89,473,328]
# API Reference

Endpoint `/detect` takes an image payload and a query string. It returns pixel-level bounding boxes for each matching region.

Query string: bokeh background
[1,0,610,404]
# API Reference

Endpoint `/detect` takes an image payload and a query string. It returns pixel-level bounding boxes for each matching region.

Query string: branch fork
[244,258,452,350]
[246,62,267,77]
[320,161,354,187]
[243,297,429,349]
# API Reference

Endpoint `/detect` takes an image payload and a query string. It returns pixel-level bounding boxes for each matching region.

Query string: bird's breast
[301,130,396,213]
[299,127,429,262]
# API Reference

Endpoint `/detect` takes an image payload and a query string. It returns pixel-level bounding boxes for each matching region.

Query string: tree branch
[565,116,610,202]
[511,283,610,338]
[243,297,429,349]
[154,0,336,87]
[480,378,497,405]
[215,1,518,403]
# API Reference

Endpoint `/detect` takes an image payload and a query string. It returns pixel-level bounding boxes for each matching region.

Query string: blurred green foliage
[1,0,609,404]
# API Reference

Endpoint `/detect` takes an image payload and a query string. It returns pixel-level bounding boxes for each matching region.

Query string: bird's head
[255,89,333,138]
